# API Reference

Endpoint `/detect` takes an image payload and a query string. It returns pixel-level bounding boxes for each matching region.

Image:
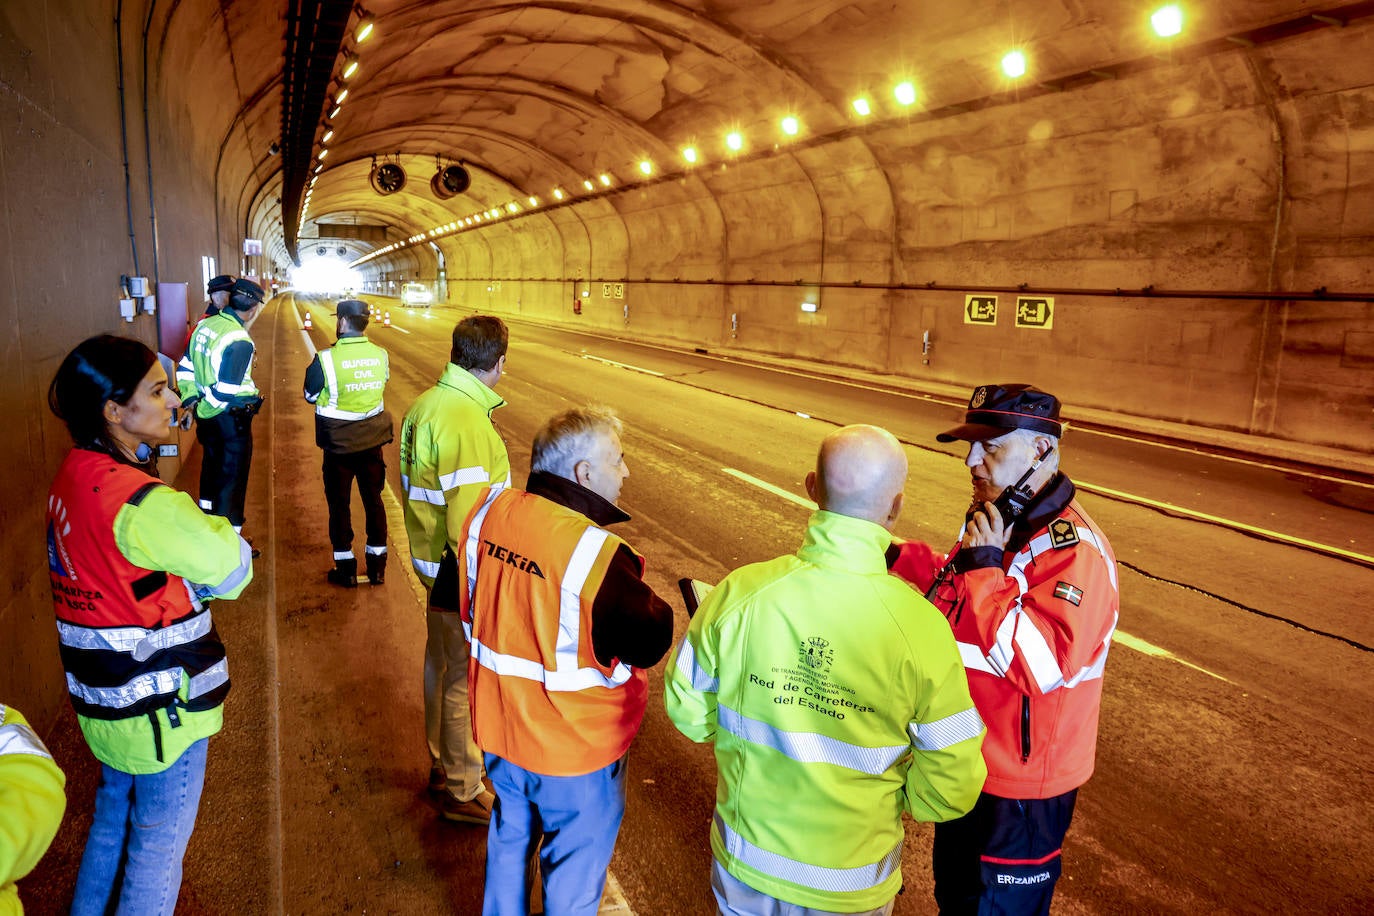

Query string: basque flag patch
[1053,581,1083,606]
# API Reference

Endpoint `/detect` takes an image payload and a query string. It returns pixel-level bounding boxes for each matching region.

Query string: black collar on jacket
[1007,471,1076,553]
[525,470,629,527]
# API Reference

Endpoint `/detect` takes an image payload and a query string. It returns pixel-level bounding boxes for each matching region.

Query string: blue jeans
[72,737,209,916]
[482,753,627,916]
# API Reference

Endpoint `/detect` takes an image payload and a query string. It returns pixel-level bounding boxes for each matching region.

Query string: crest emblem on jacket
[800,636,833,672]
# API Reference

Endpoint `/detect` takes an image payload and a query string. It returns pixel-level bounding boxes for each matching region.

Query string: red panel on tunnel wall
[157,282,190,361]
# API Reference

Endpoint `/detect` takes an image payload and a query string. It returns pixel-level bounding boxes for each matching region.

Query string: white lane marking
[388,324,411,335]
[1078,481,1374,566]
[1112,631,1230,683]
[579,354,663,376]
[1078,427,1373,491]
[722,468,815,511]
[729,467,1231,683]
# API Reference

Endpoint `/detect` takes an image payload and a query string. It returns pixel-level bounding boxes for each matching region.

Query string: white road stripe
[579,354,663,376]
[728,467,1230,683]
[1079,427,1373,491]
[722,468,815,510]
[1077,481,1374,567]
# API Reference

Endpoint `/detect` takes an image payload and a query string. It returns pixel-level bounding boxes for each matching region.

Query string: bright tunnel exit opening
[290,258,362,295]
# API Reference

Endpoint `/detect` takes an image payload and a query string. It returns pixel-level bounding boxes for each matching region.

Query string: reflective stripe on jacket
[399,363,509,586]
[309,336,389,420]
[665,510,987,912]
[0,704,66,913]
[187,311,257,418]
[47,449,250,773]
[891,474,1119,799]
[460,486,647,776]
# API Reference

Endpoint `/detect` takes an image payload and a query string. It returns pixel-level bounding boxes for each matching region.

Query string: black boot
[365,551,386,585]
[327,557,358,588]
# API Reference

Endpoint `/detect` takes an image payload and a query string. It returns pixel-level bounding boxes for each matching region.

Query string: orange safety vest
[459,486,648,777]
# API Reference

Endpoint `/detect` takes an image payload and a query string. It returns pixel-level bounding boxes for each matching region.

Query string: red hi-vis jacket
[891,474,1118,799]
[459,485,648,777]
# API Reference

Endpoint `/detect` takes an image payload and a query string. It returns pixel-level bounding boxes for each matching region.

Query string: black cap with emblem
[937,383,1064,443]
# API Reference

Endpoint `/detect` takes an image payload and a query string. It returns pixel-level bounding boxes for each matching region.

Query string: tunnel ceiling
[203,0,1374,270]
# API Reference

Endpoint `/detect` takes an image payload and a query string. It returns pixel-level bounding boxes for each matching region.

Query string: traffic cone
[383,311,391,328]
[303,312,312,329]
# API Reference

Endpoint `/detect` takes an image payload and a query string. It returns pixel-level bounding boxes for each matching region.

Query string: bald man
[666,425,987,916]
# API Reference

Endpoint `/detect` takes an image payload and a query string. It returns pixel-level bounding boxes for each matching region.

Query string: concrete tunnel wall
[369,26,1374,451]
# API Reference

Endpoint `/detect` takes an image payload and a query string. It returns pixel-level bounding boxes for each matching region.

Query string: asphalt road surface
[23,297,1374,915]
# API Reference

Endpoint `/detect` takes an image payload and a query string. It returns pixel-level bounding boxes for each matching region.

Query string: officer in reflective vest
[303,299,394,586]
[179,278,266,537]
[458,407,673,915]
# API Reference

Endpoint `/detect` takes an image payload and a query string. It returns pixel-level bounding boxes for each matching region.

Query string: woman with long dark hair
[46,334,253,914]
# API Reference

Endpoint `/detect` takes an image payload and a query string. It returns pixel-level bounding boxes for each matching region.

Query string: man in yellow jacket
[666,425,987,915]
[0,703,66,915]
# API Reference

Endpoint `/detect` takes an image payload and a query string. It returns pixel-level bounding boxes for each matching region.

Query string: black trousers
[933,789,1078,916]
[196,410,254,527]
[322,446,387,553]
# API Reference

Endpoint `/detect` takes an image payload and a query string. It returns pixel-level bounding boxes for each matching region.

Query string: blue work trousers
[482,752,627,916]
[932,789,1078,916]
[71,737,209,916]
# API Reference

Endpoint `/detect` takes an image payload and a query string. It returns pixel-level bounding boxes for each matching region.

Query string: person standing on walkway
[459,407,673,915]
[46,335,253,916]
[400,315,510,824]
[666,425,986,915]
[303,299,394,587]
[180,278,266,545]
[889,384,1119,915]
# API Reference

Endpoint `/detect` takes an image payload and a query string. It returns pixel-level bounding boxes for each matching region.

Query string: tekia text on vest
[483,539,547,578]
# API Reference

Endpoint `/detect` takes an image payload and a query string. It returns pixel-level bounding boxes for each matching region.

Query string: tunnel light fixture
[1002,50,1027,78]
[341,53,359,80]
[583,179,594,191]
[553,187,565,200]
[330,105,342,118]
[894,82,917,106]
[313,163,324,173]
[528,195,539,206]
[639,160,653,176]
[781,116,799,136]
[335,88,349,105]
[852,97,872,117]
[682,146,698,164]
[507,202,519,213]
[726,131,743,152]
[321,128,334,144]
[318,149,329,160]
[599,173,612,186]
[1151,5,1183,37]
[354,15,375,43]
[800,301,819,313]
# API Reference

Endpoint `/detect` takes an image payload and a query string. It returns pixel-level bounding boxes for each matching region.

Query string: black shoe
[242,534,261,559]
[365,552,386,585]
[327,558,358,588]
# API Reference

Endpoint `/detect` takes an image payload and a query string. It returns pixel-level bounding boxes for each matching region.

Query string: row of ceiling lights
[301,9,376,223]
[354,5,1190,266]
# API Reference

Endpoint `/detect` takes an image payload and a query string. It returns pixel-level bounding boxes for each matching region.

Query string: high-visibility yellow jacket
[665,510,987,912]
[0,704,66,915]
[399,364,509,587]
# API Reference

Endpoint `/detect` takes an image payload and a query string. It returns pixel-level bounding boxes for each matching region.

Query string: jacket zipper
[1020,696,1031,762]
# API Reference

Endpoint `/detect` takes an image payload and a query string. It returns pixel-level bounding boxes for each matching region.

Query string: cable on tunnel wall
[141,1,161,286]
[114,0,140,276]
